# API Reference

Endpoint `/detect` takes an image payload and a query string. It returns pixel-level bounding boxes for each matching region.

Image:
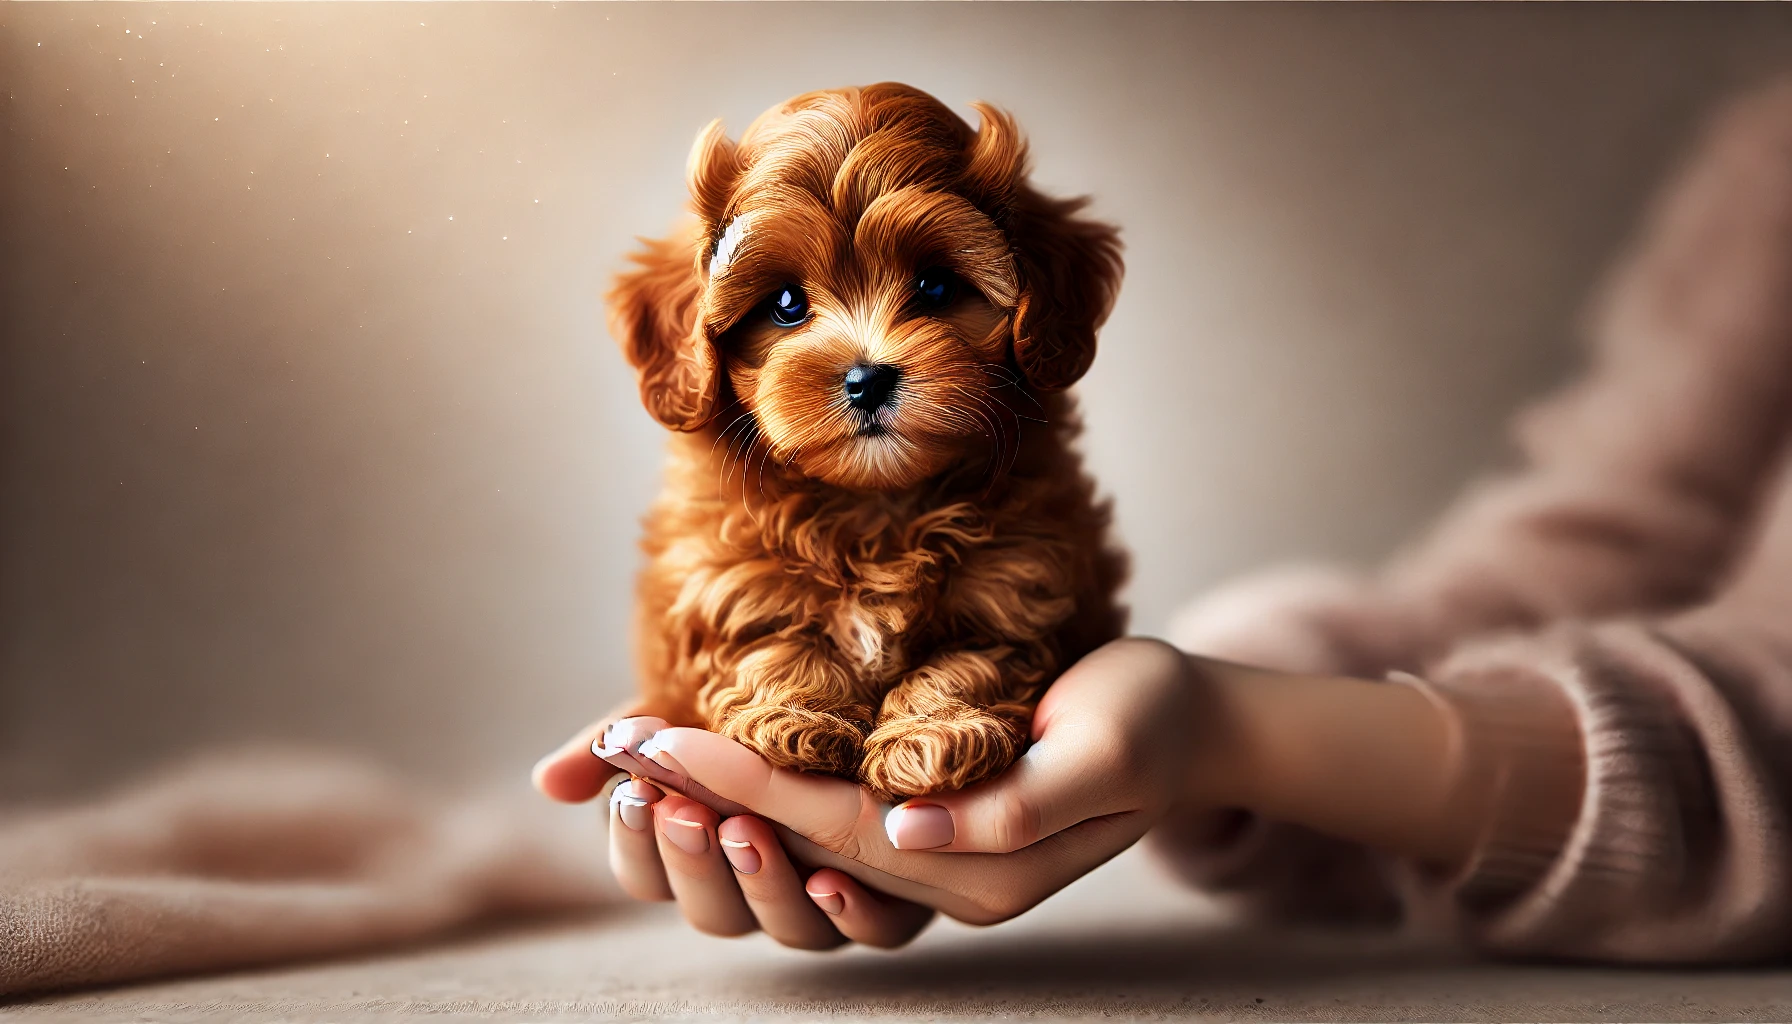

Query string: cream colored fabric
[0,749,615,999]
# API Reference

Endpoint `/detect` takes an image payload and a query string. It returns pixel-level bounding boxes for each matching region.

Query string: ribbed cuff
[1390,648,1586,916]
[1452,622,1750,961]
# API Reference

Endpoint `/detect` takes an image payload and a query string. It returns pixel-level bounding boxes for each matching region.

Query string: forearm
[1188,655,1583,873]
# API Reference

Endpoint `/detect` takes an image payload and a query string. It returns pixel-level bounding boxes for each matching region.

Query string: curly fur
[607,83,1128,800]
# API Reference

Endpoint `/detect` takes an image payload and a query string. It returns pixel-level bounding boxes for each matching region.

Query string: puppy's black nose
[843,363,900,412]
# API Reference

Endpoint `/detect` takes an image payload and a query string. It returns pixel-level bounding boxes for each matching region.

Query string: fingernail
[609,718,657,755]
[638,734,688,777]
[807,889,845,915]
[611,782,654,832]
[885,803,954,850]
[592,723,620,758]
[720,837,761,874]
[663,816,710,855]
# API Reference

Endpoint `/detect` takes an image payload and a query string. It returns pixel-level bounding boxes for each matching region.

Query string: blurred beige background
[5,3,1791,801]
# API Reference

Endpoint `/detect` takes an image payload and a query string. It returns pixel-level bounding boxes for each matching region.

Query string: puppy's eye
[767,283,809,328]
[914,266,959,310]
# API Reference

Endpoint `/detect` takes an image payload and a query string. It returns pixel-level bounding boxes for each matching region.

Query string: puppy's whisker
[711,406,760,493]
[946,387,997,435]
[973,389,1022,493]
[707,403,753,455]
[944,384,1000,442]
[720,428,746,489]
[943,385,1008,494]
[723,419,762,492]
[709,412,759,459]
[976,365,1048,418]
[774,413,839,470]
[750,426,785,513]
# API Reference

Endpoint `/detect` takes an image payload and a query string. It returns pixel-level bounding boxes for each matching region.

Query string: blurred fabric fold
[0,749,616,998]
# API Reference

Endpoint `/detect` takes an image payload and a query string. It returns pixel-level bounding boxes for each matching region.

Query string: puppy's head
[609,83,1122,490]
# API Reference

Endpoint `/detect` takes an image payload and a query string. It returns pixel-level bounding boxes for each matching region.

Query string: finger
[532,700,654,803]
[636,727,867,851]
[802,867,934,949]
[716,816,846,951]
[628,726,752,817]
[655,794,757,937]
[608,778,672,901]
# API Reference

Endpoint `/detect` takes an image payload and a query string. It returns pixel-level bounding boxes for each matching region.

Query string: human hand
[534,638,1227,945]
[533,701,935,949]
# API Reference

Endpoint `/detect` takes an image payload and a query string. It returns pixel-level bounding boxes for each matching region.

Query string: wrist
[1182,657,1480,869]
[1177,655,1269,813]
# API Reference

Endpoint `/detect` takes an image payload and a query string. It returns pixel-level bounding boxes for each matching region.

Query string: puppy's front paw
[858,709,1025,801]
[717,704,869,779]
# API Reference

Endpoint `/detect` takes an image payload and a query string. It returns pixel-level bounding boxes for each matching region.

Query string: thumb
[884,722,1131,853]
[530,701,654,803]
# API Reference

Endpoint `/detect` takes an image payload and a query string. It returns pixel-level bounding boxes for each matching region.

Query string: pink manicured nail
[637,735,688,778]
[885,803,954,850]
[662,816,710,855]
[807,889,845,915]
[720,838,761,874]
[611,780,656,832]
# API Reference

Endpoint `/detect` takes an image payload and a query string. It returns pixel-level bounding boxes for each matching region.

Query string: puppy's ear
[606,122,743,431]
[1006,192,1124,391]
[686,118,740,225]
[963,103,1124,392]
[607,228,715,431]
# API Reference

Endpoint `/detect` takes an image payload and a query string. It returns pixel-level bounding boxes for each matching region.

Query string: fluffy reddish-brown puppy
[608,82,1127,801]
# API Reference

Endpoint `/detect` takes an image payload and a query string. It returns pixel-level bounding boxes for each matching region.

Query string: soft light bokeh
[5,3,1791,798]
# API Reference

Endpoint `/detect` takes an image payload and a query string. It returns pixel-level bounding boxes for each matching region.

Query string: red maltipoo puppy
[608,82,1127,800]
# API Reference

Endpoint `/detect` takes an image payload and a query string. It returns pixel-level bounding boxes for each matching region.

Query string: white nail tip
[719,838,753,848]
[666,818,706,829]
[883,806,905,847]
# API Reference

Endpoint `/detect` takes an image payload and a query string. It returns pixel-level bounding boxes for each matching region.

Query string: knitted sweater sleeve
[1153,79,1792,962]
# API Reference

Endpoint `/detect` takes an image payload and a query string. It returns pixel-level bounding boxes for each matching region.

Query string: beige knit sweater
[1162,78,1792,965]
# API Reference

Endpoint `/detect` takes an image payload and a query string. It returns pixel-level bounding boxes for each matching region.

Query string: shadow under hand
[778,921,1463,1007]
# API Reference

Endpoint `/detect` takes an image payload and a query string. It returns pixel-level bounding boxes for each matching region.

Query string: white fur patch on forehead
[707,211,757,280]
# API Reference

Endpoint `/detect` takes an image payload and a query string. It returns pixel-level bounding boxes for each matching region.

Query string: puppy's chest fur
[629,411,1125,795]
[642,476,1079,708]
[637,439,1115,694]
